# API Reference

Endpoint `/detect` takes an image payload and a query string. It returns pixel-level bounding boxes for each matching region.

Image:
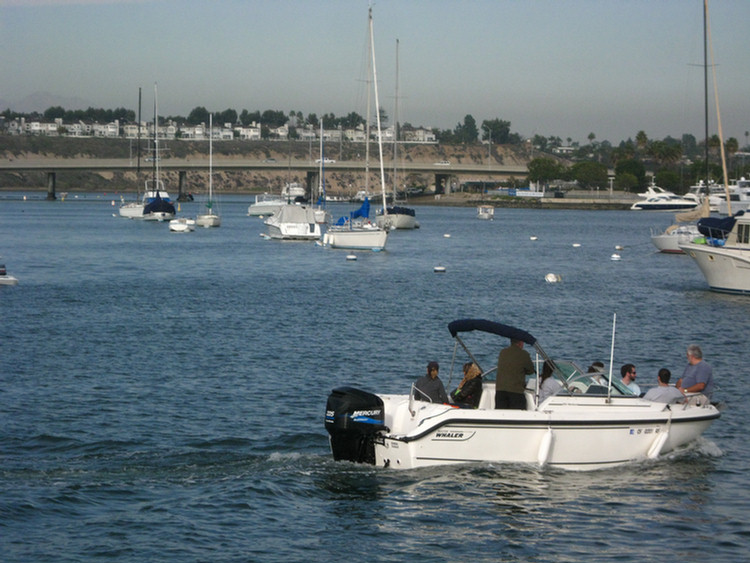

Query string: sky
[1,0,749,146]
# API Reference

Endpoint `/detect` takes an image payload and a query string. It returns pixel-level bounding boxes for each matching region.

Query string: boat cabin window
[551,361,632,396]
[738,223,749,244]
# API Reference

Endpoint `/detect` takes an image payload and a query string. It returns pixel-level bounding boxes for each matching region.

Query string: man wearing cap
[495,339,535,410]
[414,361,449,404]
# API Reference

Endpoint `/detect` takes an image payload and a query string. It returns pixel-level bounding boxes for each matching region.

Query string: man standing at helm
[495,338,535,410]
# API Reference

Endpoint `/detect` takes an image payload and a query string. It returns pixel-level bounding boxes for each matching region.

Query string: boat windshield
[552,360,634,396]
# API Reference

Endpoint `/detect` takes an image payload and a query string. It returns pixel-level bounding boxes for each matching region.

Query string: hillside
[0,136,534,193]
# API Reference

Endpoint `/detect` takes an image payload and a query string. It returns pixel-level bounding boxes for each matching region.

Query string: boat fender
[537,428,554,467]
[647,431,669,459]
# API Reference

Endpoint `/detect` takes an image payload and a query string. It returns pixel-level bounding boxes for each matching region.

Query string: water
[1,194,748,562]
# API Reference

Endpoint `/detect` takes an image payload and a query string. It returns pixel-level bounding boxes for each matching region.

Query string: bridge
[0,157,529,200]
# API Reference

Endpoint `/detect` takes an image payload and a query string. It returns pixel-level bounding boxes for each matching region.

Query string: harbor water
[1,194,748,562]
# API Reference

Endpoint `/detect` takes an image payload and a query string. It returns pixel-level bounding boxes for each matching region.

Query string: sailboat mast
[392,38,399,203]
[153,84,159,188]
[209,113,213,204]
[369,7,388,216]
[364,16,372,198]
[137,87,142,175]
[703,0,709,189]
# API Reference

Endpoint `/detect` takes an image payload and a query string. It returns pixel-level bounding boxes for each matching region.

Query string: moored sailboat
[196,114,221,228]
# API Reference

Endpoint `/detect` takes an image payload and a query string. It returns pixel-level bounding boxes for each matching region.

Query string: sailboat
[376,38,418,230]
[323,7,389,251]
[140,84,176,221]
[196,114,221,228]
[119,88,145,218]
[679,0,750,294]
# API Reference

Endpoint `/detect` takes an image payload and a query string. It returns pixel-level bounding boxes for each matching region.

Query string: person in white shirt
[620,363,641,396]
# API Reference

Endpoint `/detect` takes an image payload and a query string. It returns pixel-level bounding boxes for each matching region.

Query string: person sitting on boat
[450,362,483,408]
[676,344,714,400]
[538,361,562,404]
[587,361,607,383]
[643,368,684,404]
[495,338,535,410]
[414,361,449,404]
[620,363,641,396]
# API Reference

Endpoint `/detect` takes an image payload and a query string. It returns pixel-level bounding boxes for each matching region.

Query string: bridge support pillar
[46,172,56,200]
[176,170,191,201]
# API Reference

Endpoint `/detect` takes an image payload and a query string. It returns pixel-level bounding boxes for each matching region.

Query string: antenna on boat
[607,313,617,402]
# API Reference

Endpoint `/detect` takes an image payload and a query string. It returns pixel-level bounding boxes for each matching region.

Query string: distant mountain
[1,92,96,113]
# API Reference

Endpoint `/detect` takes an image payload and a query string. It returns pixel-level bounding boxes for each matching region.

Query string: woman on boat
[538,361,562,404]
[451,362,483,408]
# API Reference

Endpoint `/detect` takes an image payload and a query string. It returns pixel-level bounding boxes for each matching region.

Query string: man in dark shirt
[495,339,534,409]
[414,361,448,403]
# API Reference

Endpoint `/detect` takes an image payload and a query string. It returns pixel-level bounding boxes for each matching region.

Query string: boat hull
[680,242,750,294]
[323,228,388,250]
[650,225,700,254]
[195,213,221,228]
[375,213,417,230]
[328,391,719,471]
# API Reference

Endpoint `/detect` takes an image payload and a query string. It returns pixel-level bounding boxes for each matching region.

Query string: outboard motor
[325,387,386,464]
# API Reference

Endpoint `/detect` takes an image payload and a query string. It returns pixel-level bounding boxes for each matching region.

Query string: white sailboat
[376,39,417,230]
[196,114,221,228]
[324,7,389,251]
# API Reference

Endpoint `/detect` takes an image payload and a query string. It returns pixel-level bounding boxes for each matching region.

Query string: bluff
[0,136,533,194]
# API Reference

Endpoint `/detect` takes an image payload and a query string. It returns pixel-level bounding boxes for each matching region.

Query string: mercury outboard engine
[325,387,386,464]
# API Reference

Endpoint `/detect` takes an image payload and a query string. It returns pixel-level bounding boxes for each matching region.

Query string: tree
[615,159,646,190]
[527,157,565,184]
[571,161,607,188]
[453,114,478,144]
[216,109,238,125]
[187,106,210,125]
[481,118,512,144]
[615,172,638,191]
[635,130,648,151]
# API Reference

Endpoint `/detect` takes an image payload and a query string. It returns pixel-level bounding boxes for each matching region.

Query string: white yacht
[680,211,750,294]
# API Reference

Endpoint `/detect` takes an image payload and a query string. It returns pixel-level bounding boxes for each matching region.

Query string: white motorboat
[247,193,287,217]
[264,204,321,240]
[717,178,750,216]
[651,224,701,253]
[631,184,699,211]
[325,318,720,471]
[195,114,221,228]
[168,217,195,232]
[680,211,750,294]
[477,205,495,220]
[0,262,19,285]
[650,198,709,253]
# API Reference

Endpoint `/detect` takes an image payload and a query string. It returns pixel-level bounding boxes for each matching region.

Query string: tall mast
[703,0,709,189]
[369,7,388,217]
[392,38,399,203]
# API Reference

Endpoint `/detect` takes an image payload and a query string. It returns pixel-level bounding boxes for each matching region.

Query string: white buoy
[611,253,621,261]
[346,254,357,261]
[443,233,451,238]
[111,200,115,206]
[530,236,538,241]
[434,266,446,273]
[545,273,561,283]
[572,243,581,247]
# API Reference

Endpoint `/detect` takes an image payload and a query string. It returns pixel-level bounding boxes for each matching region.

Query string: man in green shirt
[495,339,535,410]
